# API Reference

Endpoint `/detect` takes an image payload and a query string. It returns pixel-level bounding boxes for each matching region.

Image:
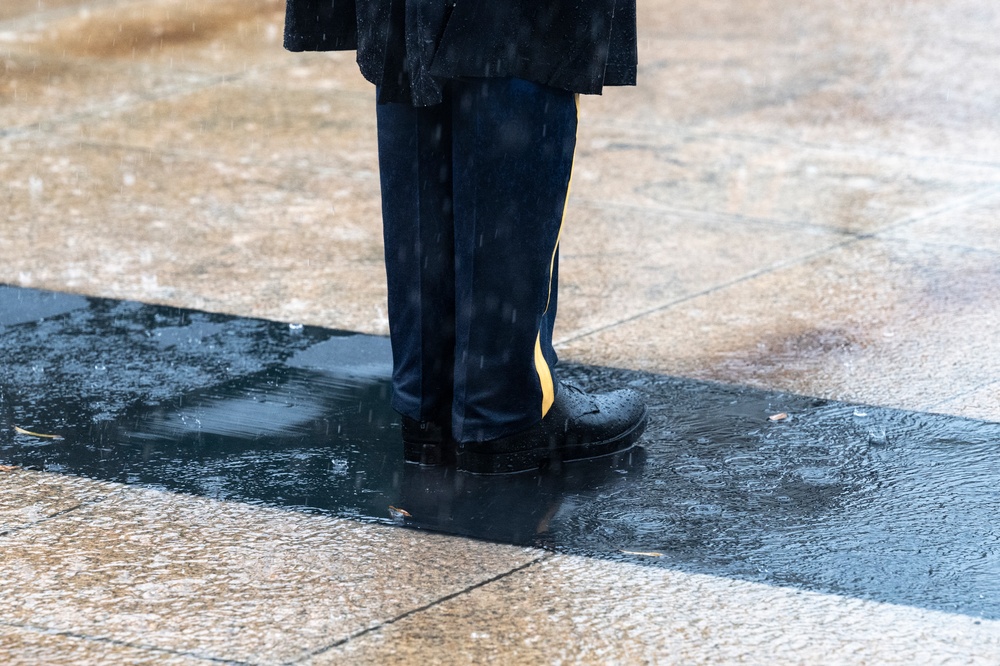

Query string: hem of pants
[391,392,423,423]
[453,379,561,444]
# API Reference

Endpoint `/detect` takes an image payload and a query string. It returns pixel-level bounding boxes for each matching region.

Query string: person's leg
[376,93,457,443]
[449,78,577,444]
[377,78,646,473]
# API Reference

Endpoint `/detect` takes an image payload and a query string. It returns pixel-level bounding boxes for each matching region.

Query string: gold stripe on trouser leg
[533,94,579,419]
[534,332,555,416]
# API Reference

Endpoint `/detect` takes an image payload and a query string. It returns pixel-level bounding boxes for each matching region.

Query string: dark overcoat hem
[283,0,637,102]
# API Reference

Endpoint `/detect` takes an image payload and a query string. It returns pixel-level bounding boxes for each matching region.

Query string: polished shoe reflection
[2,286,999,620]
[398,447,648,545]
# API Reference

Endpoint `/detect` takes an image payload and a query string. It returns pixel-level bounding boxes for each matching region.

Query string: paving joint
[0,621,249,665]
[872,234,1000,260]
[574,197,863,237]
[696,128,1000,171]
[554,234,860,347]
[0,133,377,189]
[70,138,377,182]
[0,491,117,539]
[586,119,1000,171]
[558,182,1000,348]
[870,183,1000,236]
[294,554,553,664]
[924,379,1000,414]
[0,72,245,140]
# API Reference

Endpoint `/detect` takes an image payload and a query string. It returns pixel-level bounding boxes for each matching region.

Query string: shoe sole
[454,406,648,475]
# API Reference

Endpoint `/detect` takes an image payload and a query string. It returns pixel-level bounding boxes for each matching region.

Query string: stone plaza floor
[2,0,1000,663]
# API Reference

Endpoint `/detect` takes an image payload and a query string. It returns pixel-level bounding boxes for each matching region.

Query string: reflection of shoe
[456,383,647,475]
[397,445,647,543]
[402,417,455,465]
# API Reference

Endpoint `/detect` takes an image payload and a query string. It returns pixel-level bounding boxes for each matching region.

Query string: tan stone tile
[0,0,91,23]
[635,0,863,39]
[60,79,377,169]
[0,137,388,334]
[554,203,841,342]
[315,554,1000,665]
[1,0,296,128]
[932,382,1000,425]
[245,51,374,97]
[571,126,1000,236]
[0,624,203,666]
[582,0,1000,164]
[883,191,1000,255]
[0,469,115,534]
[583,35,852,129]
[1,1,359,130]
[0,485,542,664]
[597,0,998,131]
[17,0,287,70]
[557,238,1000,418]
[0,50,210,130]
[686,2,1000,162]
[706,76,1000,168]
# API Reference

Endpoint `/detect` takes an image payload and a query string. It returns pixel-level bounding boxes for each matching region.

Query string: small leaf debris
[13,426,64,440]
[768,413,789,422]
[620,550,663,558]
[388,505,411,520]
[0,465,19,472]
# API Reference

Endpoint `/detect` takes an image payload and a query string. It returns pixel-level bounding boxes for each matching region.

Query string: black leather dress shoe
[402,417,455,466]
[455,383,647,475]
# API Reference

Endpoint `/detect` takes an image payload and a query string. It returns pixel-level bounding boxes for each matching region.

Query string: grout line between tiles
[554,235,859,347]
[556,183,1000,347]
[69,139,378,182]
[290,553,554,664]
[1,77,233,140]
[9,7,1000,173]
[871,235,1000,260]
[585,119,1000,172]
[0,61,299,140]
[572,197,860,238]
[868,183,1000,236]
[695,128,1000,172]
[0,620,252,665]
[0,490,117,538]
[923,380,1000,417]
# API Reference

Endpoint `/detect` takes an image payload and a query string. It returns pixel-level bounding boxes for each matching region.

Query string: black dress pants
[377,78,578,443]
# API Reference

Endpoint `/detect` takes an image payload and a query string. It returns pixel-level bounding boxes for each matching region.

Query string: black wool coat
[284,0,637,106]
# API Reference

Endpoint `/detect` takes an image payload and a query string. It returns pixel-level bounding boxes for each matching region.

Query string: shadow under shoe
[396,445,648,545]
[456,383,648,475]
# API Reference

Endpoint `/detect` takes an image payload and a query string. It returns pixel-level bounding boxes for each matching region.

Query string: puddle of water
[0,285,89,327]
[1,286,998,619]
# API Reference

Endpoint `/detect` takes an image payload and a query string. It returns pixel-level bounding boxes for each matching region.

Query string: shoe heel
[404,440,454,466]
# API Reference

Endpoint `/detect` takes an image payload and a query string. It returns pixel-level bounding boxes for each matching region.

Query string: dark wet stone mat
[1,285,998,619]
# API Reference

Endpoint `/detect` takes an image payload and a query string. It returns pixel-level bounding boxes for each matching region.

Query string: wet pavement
[4,0,1000,663]
[2,286,998,622]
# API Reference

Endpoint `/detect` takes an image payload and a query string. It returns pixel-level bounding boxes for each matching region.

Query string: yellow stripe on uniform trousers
[534,94,579,419]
